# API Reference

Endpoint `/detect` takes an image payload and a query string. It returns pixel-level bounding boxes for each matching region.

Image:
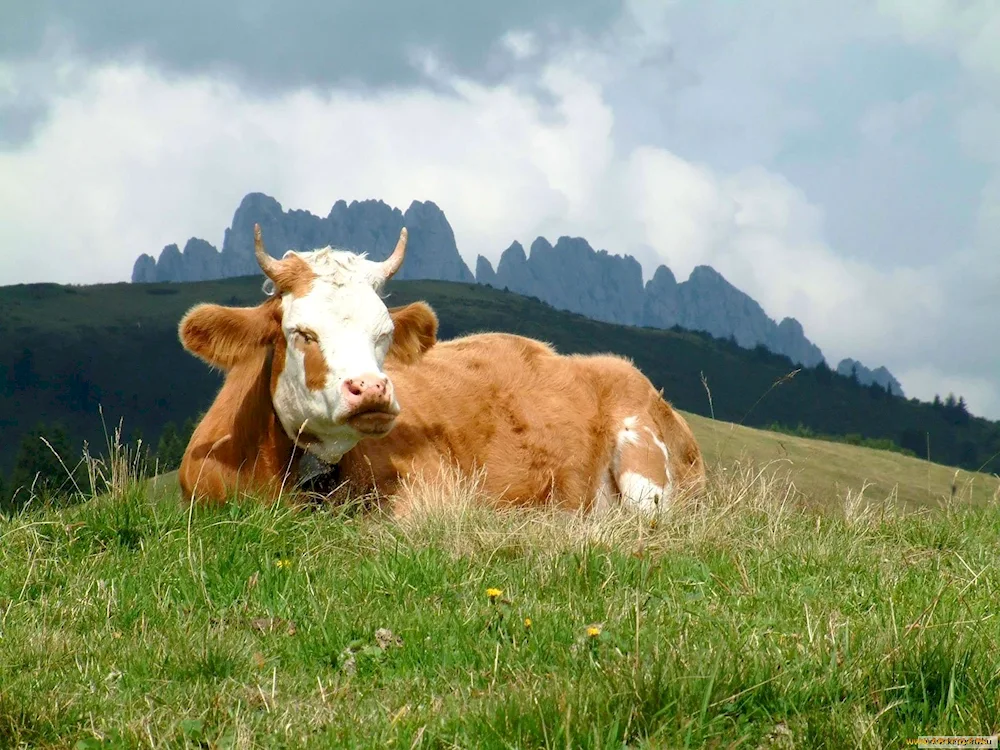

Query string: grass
[1,418,999,749]
[687,412,1000,510]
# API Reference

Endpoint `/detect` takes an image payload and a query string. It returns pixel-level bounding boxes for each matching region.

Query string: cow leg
[611,416,672,515]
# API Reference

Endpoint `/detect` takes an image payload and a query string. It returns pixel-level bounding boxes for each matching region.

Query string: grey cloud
[1,0,622,92]
[0,100,47,148]
[0,0,621,152]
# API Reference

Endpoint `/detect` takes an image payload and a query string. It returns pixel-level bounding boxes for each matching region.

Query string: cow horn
[254,223,282,281]
[380,227,408,280]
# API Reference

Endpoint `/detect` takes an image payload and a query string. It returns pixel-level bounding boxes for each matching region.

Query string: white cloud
[500,31,539,61]
[877,0,1000,82]
[622,155,949,367]
[858,92,936,144]
[897,365,1000,418]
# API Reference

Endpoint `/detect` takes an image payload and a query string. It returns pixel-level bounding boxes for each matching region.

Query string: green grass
[1,431,999,749]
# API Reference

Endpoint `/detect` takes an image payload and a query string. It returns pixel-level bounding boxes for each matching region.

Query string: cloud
[622,153,950,369]
[0,0,622,146]
[876,0,1000,83]
[896,366,1000,422]
[858,92,936,144]
[0,53,612,289]
[500,31,539,62]
[1,0,621,92]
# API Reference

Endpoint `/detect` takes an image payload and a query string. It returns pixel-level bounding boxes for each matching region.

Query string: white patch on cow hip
[643,426,673,486]
[618,471,668,516]
[590,471,615,515]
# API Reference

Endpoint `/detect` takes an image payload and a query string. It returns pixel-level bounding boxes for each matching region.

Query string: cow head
[180,224,415,464]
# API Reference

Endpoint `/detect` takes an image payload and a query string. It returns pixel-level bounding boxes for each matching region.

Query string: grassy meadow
[1,417,999,749]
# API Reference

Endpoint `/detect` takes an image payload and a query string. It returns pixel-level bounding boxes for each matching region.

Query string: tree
[959,439,978,466]
[867,380,886,399]
[181,416,198,446]
[9,422,83,509]
[155,422,185,471]
[813,360,832,384]
[10,348,37,391]
[941,394,970,427]
[899,428,926,457]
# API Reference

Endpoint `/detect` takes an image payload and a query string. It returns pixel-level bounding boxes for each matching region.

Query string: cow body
[179,303,705,515]
[336,332,705,513]
[177,225,705,514]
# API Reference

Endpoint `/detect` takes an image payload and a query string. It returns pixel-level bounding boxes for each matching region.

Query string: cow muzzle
[341,373,400,436]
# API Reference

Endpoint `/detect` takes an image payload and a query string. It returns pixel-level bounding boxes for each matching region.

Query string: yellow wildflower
[523,618,532,628]
[486,587,503,601]
[275,559,291,569]
[586,625,602,638]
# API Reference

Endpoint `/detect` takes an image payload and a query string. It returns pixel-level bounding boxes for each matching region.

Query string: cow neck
[262,341,341,491]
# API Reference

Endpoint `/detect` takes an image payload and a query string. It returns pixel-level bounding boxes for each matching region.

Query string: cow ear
[387,302,438,365]
[179,299,282,370]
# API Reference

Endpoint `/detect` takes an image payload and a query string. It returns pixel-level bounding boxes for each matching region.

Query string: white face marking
[270,248,398,463]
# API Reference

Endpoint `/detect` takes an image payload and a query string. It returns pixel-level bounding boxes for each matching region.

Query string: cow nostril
[343,375,390,401]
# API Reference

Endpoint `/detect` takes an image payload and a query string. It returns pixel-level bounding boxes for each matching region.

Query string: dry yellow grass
[150,414,1000,512]
[684,411,1000,509]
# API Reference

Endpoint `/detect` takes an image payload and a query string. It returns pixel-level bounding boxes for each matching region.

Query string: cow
[177,225,706,515]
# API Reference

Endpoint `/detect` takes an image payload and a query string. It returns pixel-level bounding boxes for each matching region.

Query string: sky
[1,0,998,418]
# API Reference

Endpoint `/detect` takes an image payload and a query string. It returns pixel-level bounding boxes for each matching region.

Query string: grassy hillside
[1,436,998,748]
[1,276,999,482]
[687,412,999,509]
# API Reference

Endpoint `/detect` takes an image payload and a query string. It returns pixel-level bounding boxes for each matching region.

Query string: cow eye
[294,328,317,344]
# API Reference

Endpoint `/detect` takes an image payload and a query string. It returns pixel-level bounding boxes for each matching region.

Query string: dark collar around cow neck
[296,450,342,494]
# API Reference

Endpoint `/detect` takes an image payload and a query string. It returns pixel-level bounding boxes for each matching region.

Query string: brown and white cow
[178,225,706,515]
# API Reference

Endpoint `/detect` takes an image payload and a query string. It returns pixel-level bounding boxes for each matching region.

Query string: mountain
[131,192,885,380]
[639,264,824,367]
[489,237,646,326]
[132,193,475,285]
[837,358,905,397]
[480,241,824,368]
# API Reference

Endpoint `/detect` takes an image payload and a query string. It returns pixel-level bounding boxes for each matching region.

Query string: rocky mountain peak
[133,193,474,285]
[837,358,905,396]
[129,191,903,393]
